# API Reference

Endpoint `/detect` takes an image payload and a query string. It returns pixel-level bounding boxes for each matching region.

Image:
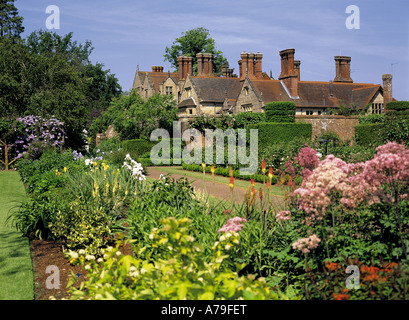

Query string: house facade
[132,49,394,117]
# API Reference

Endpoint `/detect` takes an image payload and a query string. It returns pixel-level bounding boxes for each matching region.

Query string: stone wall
[295,115,360,141]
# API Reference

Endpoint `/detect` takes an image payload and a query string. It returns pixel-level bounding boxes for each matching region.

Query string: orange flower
[268,167,273,182]
[266,180,271,190]
[229,176,234,190]
[229,165,233,177]
[332,293,350,300]
[251,186,256,196]
[280,175,285,185]
[288,176,293,187]
[325,261,341,272]
[211,164,215,175]
[202,162,206,171]
[261,159,266,174]
[250,178,255,187]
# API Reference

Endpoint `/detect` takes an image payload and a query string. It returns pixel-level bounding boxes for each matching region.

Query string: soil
[29,166,284,300]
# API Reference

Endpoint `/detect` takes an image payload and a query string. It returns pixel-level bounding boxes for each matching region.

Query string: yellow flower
[63,167,68,173]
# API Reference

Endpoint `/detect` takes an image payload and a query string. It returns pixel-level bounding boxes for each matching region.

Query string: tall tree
[164,27,227,76]
[0,0,24,38]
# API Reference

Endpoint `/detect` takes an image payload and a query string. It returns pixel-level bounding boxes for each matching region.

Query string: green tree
[89,91,178,143]
[164,27,227,76]
[0,0,24,39]
[0,29,122,150]
[25,30,93,65]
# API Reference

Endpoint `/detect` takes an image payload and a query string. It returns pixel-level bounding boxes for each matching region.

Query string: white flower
[78,249,86,255]
[85,159,91,166]
[69,251,79,259]
[85,254,95,261]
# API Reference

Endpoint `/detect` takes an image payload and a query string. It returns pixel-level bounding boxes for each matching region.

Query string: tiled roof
[250,80,290,102]
[190,77,242,102]
[179,97,197,108]
[141,71,179,92]
[249,80,381,109]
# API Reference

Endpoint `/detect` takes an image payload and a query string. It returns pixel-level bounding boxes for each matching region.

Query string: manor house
[132,49,393,117]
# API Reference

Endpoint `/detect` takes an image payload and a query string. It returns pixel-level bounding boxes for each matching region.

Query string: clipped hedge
[265,101,296,123]
[137,158,183,167]
[355,123,384,146]
[122,139,156,157]
[386,101,409,111]
[182,162,278,185]
[246,122,312,151]
[123,138,186,159]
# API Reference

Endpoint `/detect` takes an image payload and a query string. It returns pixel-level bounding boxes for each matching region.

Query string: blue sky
[16,0,409,100]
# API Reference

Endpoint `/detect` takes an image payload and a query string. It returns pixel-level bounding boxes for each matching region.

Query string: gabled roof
[294,81,381,109]
[135,70,179,92]
[250,79,291,102]
[247,79,381,109]
[190,77,242,103]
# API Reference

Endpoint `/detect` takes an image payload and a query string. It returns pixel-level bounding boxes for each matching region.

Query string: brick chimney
[152,66,164,73]
[278,49,299,97]
[294,60,301,81]
[334,56,353,83]
[239,52,261,79]
[239,52,248,79]
[382,74,393,105]
[178,56,193,80]
[196,53,213,77]
[255,52,263,79]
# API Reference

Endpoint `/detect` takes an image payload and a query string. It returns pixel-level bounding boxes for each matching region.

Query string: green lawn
[0,171,33,300]
[150,166,285,197]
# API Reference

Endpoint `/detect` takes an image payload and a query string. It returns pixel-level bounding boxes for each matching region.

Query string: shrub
[122,139,156,157]
[265,101,296,123]
[67,217,290,300]
[302,259,409,300]
[246,122,312,152]
[386,101,409,111]
[355,123,384,147]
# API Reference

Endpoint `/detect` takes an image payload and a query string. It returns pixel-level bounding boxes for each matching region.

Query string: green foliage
[302,259,409,300]
[89,91,177,143]
[386,101,409,111]
[0,29,121,150]
[182,162,278,184]
[246,122,312,152]
[67,217,287,300]
[260,136,312,170]
[164,27,228,76]
[358,113,385,124]
[328,101,364,116]
[122,139,157,158]
[265,102,296,123]
[355,123,385,147]
[0,0,24,39]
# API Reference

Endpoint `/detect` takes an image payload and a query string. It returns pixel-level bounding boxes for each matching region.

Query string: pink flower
[292,234,321,254]
[218,216,247,233]
[276,210,291,221]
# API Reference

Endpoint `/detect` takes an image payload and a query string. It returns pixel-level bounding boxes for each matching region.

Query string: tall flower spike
[229,165,234,177]
[251,178,255,187]
[268,167,274,182]
[261,159,266,174]
[229,176,234,190]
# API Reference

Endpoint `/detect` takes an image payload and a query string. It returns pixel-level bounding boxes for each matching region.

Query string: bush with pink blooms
[290,141,409,269]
